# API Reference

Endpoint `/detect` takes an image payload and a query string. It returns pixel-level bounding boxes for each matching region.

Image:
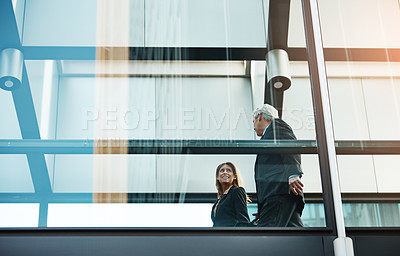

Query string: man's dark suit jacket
[255,118,304,208]
[211,186,250,227]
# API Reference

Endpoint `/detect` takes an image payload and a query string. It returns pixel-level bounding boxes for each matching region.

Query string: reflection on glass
[317,0,400,229]
[343,203,400,227]
[2,57,325,227]
[335,155,400,227]
[0,0,329,229]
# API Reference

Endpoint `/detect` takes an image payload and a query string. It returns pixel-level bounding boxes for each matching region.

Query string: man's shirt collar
[262,123,271,136]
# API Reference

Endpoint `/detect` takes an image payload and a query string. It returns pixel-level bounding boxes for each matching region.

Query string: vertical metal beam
[301,0,354,255]
[38,200,49,227]
[267,0,291,51]
[264,0,291,117]
[0,0,21,48]
[12,67,52,228]
[300,0,337,235]
[1,0,52,227]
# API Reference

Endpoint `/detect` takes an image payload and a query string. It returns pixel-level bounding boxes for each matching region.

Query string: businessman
[253,104,304,227]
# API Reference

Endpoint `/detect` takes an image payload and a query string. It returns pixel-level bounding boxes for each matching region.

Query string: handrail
[1,139,400,154]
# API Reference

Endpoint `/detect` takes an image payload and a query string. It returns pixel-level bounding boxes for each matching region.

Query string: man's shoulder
[271,119,297,139]
[273,118,291,129]
[261,119,292,137]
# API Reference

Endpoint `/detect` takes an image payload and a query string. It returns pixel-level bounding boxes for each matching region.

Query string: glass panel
[282,76,316,140]
[318,0,400,150]
[373,155,400,192]
[0,204,39,227]
[1,0,330,229]
[328,77,400,141]
[22,0,268,47]
[288,0,306,47]
[318,0,400,48]
[0,155,34,192]
[25,60,59,140]
[48,154,323,195]
[292,0,400,48]
[336,155,400,227]
[318,0,400,228]
[0,152,325,228]
[0,90,21,139]
[23,60,319,141]
[23,0,101,46]
[11,0,25,40]
[302,204,326,227]
[337,156,377,192]
[46,203,328,228]
[47,203,213,227]
[343,203,400,227]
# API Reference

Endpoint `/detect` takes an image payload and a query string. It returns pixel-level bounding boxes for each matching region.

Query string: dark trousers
[257,194,304,227]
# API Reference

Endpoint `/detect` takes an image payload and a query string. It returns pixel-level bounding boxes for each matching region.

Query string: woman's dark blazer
[211,186,250,227]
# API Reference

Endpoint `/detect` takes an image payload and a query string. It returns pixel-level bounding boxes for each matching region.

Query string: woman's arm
[232,187,250,226]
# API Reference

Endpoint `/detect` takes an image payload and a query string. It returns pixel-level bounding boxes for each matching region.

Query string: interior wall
[54,76,256,193]
[22,0,268,47]
[4,63,399,194]
[289,0,400,48]
[286,74,400,193]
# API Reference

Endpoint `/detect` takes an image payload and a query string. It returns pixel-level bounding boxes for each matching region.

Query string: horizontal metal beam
[1,139,400,155]
[288,48,400,62]
[0,0,21,48]
[22,46,96,60]
[21,47,400,62]
[0,228,334,237]
[268,0,291,50]
[335,141,400,155]
[22,47,268,61]
[0,193,93,203]
[1,192,399,204]
[0,139,317,154]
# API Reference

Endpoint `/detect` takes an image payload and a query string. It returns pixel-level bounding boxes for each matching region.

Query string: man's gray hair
[253,104,279,121]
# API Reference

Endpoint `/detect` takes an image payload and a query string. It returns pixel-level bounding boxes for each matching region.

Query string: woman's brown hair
[215,162,250,202]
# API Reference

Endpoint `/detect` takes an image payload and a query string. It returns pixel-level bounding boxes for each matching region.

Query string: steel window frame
[1,0,400,236]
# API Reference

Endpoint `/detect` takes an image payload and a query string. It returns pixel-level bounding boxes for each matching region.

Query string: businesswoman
[211,162,250,227]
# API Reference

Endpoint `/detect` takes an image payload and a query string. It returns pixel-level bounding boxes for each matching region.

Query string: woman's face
[217,164,236,186]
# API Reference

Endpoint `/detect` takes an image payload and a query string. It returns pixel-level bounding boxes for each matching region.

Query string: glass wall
[0,0,335,228]
[317,0,400,227]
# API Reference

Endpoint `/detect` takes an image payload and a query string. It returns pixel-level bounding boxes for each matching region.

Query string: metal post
[0,48,23,91]
[38,202,48,228]
[301,0,354,255]
[266,49,292,91]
